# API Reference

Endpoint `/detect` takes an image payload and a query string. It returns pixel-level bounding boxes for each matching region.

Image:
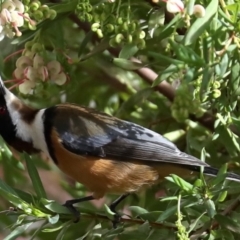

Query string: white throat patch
[4,88,49,156]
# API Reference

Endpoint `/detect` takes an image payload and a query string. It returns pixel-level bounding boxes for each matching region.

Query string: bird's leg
[63,195,95,222]
[109,193,130,228]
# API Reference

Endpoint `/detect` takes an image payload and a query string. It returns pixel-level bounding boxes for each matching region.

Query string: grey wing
[54,105,208,167]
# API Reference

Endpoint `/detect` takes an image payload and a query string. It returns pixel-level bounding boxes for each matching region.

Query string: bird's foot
[63,195,94,223]
[111,211,122,228]
[63,200,80,223]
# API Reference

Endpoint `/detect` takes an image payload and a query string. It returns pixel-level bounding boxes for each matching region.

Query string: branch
[3,207,177,230]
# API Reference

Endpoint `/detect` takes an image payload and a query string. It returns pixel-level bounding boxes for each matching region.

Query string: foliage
[0,0,240,239]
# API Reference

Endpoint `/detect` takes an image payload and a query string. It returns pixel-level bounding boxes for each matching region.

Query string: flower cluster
[0,0,35,41]
[13,54,67,94]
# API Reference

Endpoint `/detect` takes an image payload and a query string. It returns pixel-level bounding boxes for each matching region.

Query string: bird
[0,76,239,222]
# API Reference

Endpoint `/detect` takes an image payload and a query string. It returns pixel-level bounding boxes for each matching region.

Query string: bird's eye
[0,106,6,114]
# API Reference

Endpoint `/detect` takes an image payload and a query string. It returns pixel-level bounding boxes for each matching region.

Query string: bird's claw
[63,201,80,223]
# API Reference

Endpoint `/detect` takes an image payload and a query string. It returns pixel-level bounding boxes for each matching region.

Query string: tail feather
[183,165,240,183]
[203,166,240,183]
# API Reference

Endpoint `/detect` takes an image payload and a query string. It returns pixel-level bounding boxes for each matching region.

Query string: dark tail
[203,166,240,182]
[185,165,240,183]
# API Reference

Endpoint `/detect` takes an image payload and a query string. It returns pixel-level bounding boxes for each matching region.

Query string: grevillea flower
[0,0,35,40]
[165,0,184,13]
[12,52,67,93]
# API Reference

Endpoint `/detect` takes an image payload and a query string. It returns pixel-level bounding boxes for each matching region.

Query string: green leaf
[153,64,179,86]
[215,214,240,234]
[128,206,148,216]
[166,174,193,192]
[212,229,235,240]
[119,44,138,59]
[4,223,32,240]
[217,126,240,155]
[200,67,213,101]
[102,225,124,239]
[232,117,240,133]
[157,15,181,40]
[103,204,116,219]
[205,199,216,218]
[48,214,60,224]
[211,164,228,186]
[42,222,66,233]
[0,176,18,195]
[139,211,162,222]
[184,0,219,45]
[147,229,173,240]
[13,188,36,204]
[78,31,94,58]
[187,211,206,233]
[148,51,184,65]
[41,199,71,214]
[112,58,146,70]
[24,154,47,199]
[160,196,178,202]
[80,39,109,61]
[215,53,229,78]
[157,199,192,222]
[217,190,228,202]
[116,88,153,116]
[56,221,72,240]
[230,62,240,95]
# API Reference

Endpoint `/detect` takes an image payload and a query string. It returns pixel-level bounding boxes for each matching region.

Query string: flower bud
[212,89,221,98]
[115,33,124,44]
[49,9,57,20]
[31,43,44,53]
[213,81,221,89]
[193,4,205,18]
[33,10,44,21]
[91,22,100,32]
[30,2,40,11]
[96,29,103,38]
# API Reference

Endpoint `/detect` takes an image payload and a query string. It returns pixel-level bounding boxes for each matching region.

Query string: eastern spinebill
[0,77,239,220]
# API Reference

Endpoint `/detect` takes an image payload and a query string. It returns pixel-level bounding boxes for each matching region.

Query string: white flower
[12,0,24,13]
[38,66,49,81]
[166,0,184,13]
[2,0,16,12]
[0,0,25,41]
[24,66,38,81]
[16,56,32,69]
[13,68,24,79]
[19,80,36,94]
[52,72,67,85]
[47,60,61,77]
[33,54,45,69]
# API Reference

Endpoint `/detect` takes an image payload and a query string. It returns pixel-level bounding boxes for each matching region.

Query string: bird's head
[0,78,40,153]
[0,77,18,142]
